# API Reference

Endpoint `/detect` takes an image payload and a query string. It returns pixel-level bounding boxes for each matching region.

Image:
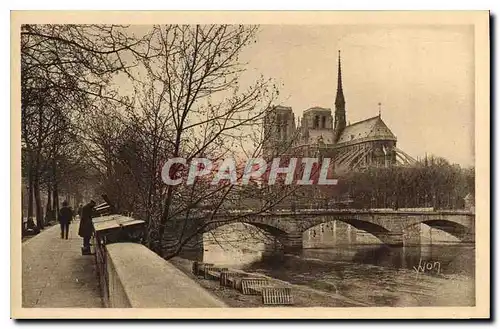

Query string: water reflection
[201,223,475,307]
[300,244,475,276]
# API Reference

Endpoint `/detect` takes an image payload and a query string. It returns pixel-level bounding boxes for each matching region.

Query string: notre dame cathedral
[263,51,415,174]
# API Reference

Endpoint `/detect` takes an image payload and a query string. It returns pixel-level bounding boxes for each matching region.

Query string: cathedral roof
[304,106,331,113]
[336,115,396,144]
[274,105,293,112]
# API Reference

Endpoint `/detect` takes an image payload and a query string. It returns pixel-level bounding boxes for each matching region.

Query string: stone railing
[104,242,226,308]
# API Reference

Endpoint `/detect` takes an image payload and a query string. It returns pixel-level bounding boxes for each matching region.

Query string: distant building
[263,51,415,173]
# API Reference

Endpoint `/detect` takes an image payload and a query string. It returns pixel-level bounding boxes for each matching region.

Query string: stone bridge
[197,209,475,252]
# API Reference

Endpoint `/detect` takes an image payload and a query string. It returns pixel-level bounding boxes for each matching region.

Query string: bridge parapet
[192,208,475,219]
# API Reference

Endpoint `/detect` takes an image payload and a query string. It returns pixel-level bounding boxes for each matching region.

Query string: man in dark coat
[77,204,83,218]
[78,200,96,253]
[58,200,73,239]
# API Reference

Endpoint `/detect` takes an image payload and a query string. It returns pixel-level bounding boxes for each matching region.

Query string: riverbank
[169,257,367,307]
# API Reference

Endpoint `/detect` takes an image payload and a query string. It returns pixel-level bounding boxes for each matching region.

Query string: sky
[237,25,475,167]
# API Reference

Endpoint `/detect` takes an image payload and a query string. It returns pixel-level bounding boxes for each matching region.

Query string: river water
[201,223,475,307]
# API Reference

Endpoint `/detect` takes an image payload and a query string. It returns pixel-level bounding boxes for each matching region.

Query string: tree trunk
[52,160,59,215]
[27,167,34,222]
[34,177,43,230]
[53,182,59,217]
[45,183,53,224]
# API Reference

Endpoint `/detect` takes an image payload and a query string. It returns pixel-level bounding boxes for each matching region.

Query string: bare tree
[21,24,151,229]
[105,25,315,258]
[20,24,323,258]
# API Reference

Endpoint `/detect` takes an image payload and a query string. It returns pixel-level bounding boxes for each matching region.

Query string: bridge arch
[302,218,398,246]
[203,220,290,247]
[417,219,473,242]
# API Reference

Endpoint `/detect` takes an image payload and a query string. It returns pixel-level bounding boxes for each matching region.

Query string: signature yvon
[413,258,441,276]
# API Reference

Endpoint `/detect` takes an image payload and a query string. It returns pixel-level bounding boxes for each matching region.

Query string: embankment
[169,257,367,307]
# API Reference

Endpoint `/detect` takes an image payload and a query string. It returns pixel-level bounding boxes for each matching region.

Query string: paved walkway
[22,220,103,308]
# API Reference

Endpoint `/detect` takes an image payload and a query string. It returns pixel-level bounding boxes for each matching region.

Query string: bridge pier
[460,232,475,243]
[178,234,204,261]
[378,232,404,247]
[283,232,303,254]
[263,236,282,252]
[403,224,421,246]
[462,220,475,243]
[162,230,204,261]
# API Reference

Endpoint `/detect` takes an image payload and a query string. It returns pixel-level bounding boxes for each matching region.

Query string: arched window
[322,116,326,128]
[314,115,319,128]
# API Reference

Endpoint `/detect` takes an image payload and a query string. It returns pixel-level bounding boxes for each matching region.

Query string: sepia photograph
[11,11,490,319]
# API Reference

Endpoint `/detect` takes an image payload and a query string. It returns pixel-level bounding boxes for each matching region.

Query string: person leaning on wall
[78,199,96,255]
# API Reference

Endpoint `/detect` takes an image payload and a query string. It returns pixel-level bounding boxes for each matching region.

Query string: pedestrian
[78,200,96,254]
[77,204,83,219]
[58,200,73,240]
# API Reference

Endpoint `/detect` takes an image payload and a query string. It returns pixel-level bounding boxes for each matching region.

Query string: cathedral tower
[263,105,296,157]
[333,50,346,143]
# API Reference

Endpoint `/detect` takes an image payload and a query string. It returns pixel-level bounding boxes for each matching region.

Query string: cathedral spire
[335,50,345,108]
[334,50,346,143]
